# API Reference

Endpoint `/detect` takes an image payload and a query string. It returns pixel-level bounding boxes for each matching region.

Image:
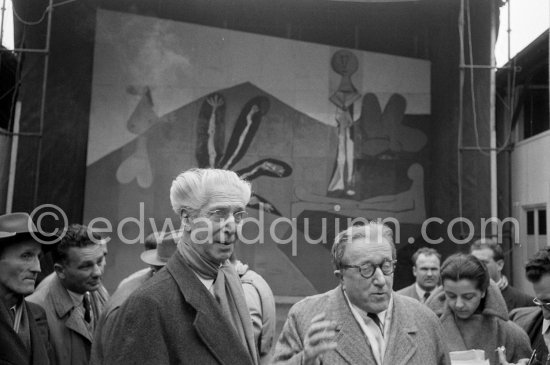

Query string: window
[526,207,547,236]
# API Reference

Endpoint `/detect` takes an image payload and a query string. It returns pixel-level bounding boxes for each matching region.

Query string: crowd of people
[1,167,549,364]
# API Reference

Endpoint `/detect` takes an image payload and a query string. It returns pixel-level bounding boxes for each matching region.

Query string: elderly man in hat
[0,212,54,365]
[27,223,109,365]
[105,168,258,365]
[90,230,178,365]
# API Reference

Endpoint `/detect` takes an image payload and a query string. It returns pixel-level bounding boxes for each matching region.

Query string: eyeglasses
[533,297,550,310]
[340,259,397,279]
[205,208,248,223]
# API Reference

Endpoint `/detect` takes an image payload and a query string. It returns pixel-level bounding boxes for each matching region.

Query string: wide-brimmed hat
[0,212,54,244]
[140,230,179,266]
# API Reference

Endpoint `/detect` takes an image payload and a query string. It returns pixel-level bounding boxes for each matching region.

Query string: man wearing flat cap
[0,212,54,365]
[90,230,178,365]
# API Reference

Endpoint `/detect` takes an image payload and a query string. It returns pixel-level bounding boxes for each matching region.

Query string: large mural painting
[84,9,431,295]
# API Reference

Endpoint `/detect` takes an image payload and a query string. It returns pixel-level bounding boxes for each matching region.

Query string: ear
[496,259,504,272]
[180,211,192,231]
[412,266,418,277]
[54,263,66,280]
[481,290,486,299]
[334,269,343,281]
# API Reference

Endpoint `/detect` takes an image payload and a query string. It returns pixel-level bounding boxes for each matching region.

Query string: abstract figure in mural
[195,94,292,215]
[328,50,361,197]
[116,86,160,188]
[356,93,428,159]
[195,93,225,168]
[294,163,426,224]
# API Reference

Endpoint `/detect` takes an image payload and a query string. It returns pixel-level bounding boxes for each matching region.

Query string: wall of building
[511,130,550,293]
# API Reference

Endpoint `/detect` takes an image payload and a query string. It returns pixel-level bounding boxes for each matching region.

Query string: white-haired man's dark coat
[103,252,255,365]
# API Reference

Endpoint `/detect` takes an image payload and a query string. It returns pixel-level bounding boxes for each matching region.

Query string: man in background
[397,247,441,303]
[0,212,54,365]
[27,224,109,365]
[231,253,276,365]
[471,237,534,312]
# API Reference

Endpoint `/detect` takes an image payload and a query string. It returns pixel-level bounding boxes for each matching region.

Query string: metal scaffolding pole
[0,0,53,211]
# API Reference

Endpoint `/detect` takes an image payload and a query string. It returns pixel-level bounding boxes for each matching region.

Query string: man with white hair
[105,168,257,365]
[273,222,450,365]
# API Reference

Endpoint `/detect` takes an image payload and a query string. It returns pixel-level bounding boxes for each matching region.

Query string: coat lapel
[50,275,93,342]
[0,298,29,364]
[383,295,418,365]
[167,252,253,365]
[26,302,51,365]
[438,307,468,352]
[327,287,373,365]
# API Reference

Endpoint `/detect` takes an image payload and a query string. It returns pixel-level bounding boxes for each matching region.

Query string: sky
[1,1,548,65]
[495,0,549,66]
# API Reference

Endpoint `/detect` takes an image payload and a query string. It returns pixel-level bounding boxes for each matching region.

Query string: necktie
[367,312,383,334]
[423,291,431,303]
[366,312,385,364]
[83,292,92,323]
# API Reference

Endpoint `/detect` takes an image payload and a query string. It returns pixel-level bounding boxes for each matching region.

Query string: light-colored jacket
[240,268,276,365]
[396,283,421,301]
[273,287,451,365]
[426,282,532,364]
[27,273,109,365]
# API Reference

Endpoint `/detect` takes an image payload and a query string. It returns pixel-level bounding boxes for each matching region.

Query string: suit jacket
[0,299,52,365]
[103,251,255,365]
[510,306,548,365]
[273,287,450,365]
[26,274,109,365]
[396,283,421,301]
[502,284,535,312]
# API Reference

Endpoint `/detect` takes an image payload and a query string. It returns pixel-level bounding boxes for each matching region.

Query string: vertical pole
[490,0,498,236]
[33,0,53,207]
[6,101,21,213]
[0,0,6,45]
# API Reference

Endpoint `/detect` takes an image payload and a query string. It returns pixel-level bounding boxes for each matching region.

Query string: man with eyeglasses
[273,223,450,365]
[104,168,258,365]
[510,248,550,364]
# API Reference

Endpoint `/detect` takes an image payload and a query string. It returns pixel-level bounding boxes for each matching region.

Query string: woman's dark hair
[440,253,490,293]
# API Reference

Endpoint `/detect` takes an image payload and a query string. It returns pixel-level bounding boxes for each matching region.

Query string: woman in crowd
[426,253,532,365]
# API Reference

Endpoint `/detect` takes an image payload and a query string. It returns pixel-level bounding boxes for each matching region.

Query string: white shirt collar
[415,283,428,300]
[415,283,438,302]
[67,289,84,306]
[543,319,550,335]
[193,271,215,295]
[343,289,393,333]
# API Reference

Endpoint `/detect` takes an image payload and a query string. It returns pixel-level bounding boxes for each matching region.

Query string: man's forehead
[472,247,494,260]
[67,245,104,263]
[204,186,247,208]
[346,236,392,256]
[1,240,42,256]
[416,254,440,266]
